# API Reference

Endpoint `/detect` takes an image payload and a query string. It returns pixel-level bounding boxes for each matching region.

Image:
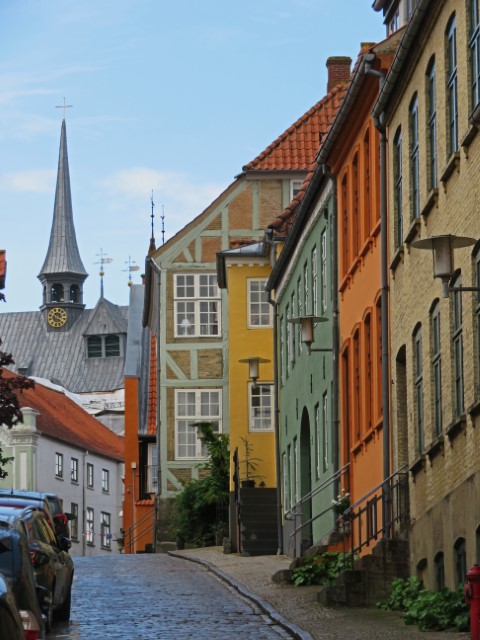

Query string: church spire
[38,119,88,316]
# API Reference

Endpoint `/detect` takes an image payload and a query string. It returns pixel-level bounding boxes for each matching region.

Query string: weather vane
[161,204,165,245]
[123,257,140,287]
[94,249,112,298]
[55,97,73,119]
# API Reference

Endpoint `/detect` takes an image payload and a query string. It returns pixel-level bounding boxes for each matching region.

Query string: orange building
[318,39,398,553]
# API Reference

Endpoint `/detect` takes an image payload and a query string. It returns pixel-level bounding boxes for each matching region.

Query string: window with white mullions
[175,389,221,459]
[322,391,329,472]
[101,512,111,549]
[321,232,328,312]
[248,279,272,327]
[312,246,318,316]
[174,273,220,337]
[470,0,480,110]
[249,383,273,431]
[86,507,94,545]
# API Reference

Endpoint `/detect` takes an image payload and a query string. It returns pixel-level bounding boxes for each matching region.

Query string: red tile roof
[135,498,154,507]
[243,84,347,172]
[7,371,124,461]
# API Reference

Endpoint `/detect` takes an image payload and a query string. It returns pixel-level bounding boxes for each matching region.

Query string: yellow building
[217,240,278,555]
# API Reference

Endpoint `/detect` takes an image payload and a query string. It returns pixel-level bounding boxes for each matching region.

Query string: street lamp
[239,357,271,386]
[287,315,330,355]
[411,234,477,297]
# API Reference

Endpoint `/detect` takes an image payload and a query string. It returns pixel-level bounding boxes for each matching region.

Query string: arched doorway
[300,407,312,554]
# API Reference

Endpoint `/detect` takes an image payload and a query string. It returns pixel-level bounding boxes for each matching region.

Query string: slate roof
[8,371,124,461]
[38,120,87,279]
[243,84,347,172]
[0,300,128,394]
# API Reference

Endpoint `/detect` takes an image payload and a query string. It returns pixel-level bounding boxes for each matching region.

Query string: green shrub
[378,578,469,632]
[291,551,354,587]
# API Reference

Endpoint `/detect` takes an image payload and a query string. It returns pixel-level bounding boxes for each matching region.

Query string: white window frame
[147,444,158,493]
[312,246,318,315]
[70,457,78,484]
[87,463,94,489]
[322,391,329,472]
[290,179,303,200]
[175,389,222,459]
[321,231,328,312]
[55,453,63,479]
[174,273,221,338]
[315,403,321,479]
[247,279,272,328]
[86,507,94,545]
[282,452,289,513]
[100,512,111,549]
[248,382,274,431]
[101,469,110,493]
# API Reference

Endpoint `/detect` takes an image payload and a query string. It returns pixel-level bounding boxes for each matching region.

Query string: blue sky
[0,0,385,312]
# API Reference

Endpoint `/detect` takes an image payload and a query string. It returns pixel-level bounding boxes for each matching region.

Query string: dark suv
[0,527,45,639]
[0,490,72,540]
[0,506,74,630]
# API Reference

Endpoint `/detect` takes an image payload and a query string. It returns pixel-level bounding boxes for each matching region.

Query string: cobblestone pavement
[172,547,472,640]
[48,553,297,639]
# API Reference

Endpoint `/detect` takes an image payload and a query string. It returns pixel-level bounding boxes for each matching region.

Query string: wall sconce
[410,234,477,298]
[239,357,270,386]
[287,315,330,355]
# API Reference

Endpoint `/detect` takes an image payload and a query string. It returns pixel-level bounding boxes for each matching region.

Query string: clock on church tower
[47,307,68,328]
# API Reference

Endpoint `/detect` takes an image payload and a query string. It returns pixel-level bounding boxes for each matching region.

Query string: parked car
[0,572,24,639]
[0,490,72,539]
[0,505,74,631]
[0,527,45,639]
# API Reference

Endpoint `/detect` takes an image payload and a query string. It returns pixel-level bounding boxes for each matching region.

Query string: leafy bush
[378,578,469,632]
[174,424,229,548]
[291,551,354,587]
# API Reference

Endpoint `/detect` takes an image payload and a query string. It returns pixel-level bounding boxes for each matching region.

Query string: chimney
[326,56,352,92]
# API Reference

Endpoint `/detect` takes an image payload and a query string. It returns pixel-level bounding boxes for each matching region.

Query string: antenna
[123,256,140,287]
[161,204,165,245]
[150,190,155,240]
[94,249,113,298]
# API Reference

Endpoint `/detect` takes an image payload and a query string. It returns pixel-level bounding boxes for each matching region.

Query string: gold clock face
[47,307,67,328]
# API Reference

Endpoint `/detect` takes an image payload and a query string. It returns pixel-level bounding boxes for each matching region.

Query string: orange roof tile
[135,498,154,507]
[7,371,124,461]
[243,84,346,173]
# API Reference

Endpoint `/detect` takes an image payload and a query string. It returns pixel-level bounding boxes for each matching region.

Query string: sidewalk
[170,547,470,640]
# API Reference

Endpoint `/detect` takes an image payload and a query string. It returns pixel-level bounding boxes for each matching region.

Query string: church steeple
[38,119,88,325]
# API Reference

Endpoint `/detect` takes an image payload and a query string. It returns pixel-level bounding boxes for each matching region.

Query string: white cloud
[0,169,55,193]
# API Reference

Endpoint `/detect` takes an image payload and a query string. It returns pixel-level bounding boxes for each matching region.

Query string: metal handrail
[124,508,155,552]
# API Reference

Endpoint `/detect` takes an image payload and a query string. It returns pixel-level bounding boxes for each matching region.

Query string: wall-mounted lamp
[239,357,270,386]
[287,315,331,355]
[410,234,477,298]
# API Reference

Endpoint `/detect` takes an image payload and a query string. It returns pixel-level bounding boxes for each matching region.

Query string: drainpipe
[365,55,391,534]
[82,450,88,556]
[265,229,284,555]
[329,172,340,496]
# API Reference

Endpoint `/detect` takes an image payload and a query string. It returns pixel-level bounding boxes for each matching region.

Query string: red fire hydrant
[465,564,480,639]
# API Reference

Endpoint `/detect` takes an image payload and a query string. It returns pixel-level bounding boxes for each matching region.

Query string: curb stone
[168,550,314,640]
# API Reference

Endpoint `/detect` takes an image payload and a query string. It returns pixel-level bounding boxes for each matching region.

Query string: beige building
[374,0,480,589]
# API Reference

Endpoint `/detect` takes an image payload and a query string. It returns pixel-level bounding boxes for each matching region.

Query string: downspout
[265,229,284,555]
[366,56,391,533]
[149,257,163,552]
[329,172,340,496]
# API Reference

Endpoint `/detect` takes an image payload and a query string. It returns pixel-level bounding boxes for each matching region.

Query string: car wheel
[53,576,72,622]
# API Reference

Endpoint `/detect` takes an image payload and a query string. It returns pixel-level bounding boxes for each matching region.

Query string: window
[290,292,296,366]
[174,273,220,337]
[71,457,78,483]
[452,274,464,416]
[426,60,437,190]
[322,391,329,472]
[363,129,371,238]
[431,303,442,437]
[394,128,403,249]
[341,174,349,274]
[147,445,158,493]
[87,335,121,358]
[175,389,221,459]
[282,452,289,513]
[55,453,63,479]
[446,16,458,155]
[297,278,302,356]
[290,179,303,200]
[311,246,318,316]
[353,330,361,442]
[292,438,299,506]
[321,231,328,312]
[315,403,321,479]
[102,469,110,493]
[352,153,359,256]
[248,279,271,327]
[454,538,467,586]
[51,283,64,302]
[86,507,94,545]
[280,316,285,385]
[434,552,445,590]
[409,94,420,219]
[101,512,112,549]
[304,263,309,315]
[364,313,373,432]
[286,304,291,373]
[69,284,80,303]
[70,503,78,541]
[87,463,94,489]
[470,0,480,110]
[249,383,273,431]
[413,326,424,454]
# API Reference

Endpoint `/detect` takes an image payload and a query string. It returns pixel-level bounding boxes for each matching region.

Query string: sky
[0,0,386,312]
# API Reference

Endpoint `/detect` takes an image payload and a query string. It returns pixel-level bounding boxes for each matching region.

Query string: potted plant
[332,490,351,534]
[240,437,264,488]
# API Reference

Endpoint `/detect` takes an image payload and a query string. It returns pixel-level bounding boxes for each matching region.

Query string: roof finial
[55,97,73,120]
[123,256,140,287]
[148,191,156,255]
[94,249,112,298]
[161,204,165,245]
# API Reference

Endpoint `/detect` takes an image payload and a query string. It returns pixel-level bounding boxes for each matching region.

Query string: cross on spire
[55,98,73,119]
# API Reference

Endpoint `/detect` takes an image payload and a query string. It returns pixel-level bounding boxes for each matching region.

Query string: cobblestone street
[48,553,296,639]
